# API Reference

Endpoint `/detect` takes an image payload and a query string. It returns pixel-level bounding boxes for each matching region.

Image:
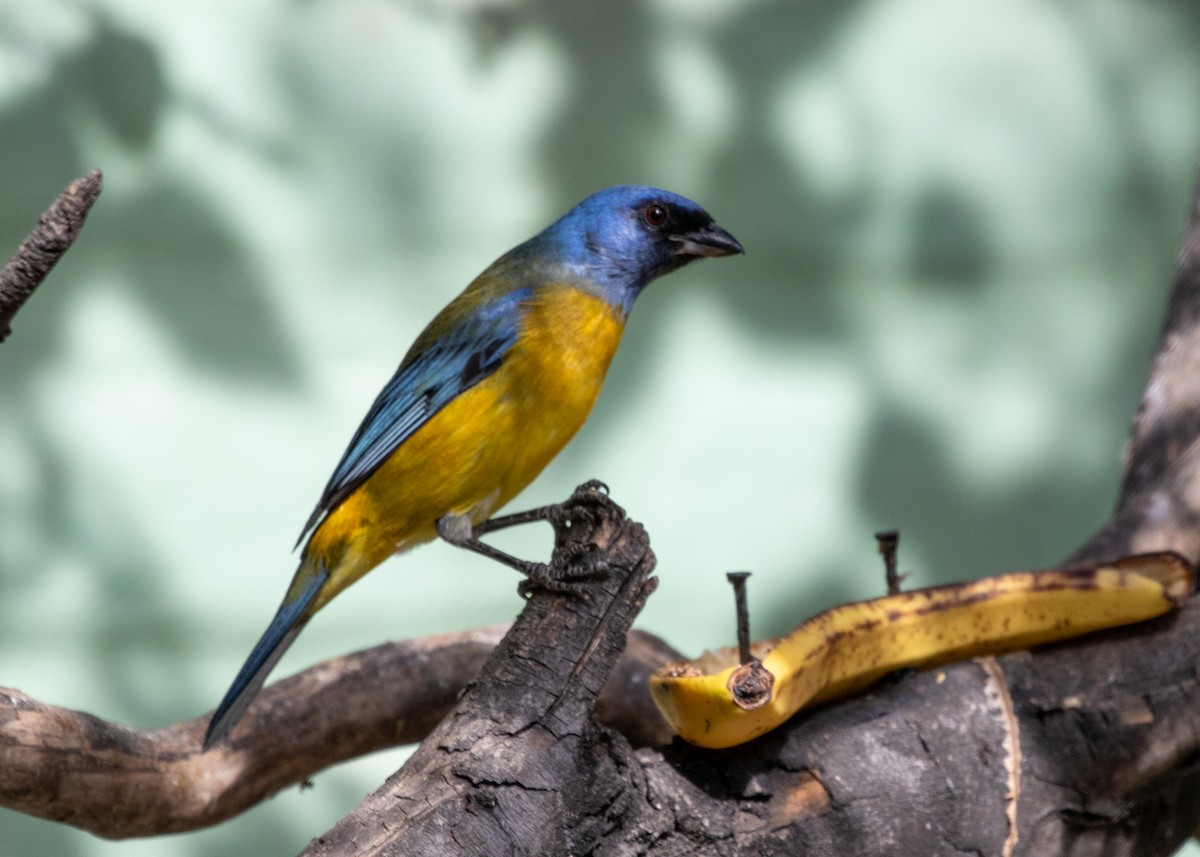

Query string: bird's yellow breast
[305,285,626,605]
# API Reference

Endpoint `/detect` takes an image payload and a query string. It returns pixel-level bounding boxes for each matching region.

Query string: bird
[203,185,743,749]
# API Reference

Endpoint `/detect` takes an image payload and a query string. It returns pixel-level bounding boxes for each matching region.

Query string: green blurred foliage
[1,0,1199,854]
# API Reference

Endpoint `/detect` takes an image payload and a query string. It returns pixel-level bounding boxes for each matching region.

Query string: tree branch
[1067,168,1200,568]
[0,623,678,837]
[0,170,102,342]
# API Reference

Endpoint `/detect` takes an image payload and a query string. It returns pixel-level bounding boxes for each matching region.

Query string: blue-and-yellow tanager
[203,185,742,748]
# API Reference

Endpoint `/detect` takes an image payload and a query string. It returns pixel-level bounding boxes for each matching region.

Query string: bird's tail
[203,562,329,750]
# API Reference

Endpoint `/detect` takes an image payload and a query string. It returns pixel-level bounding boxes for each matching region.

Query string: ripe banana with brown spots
[650,553,1193,749]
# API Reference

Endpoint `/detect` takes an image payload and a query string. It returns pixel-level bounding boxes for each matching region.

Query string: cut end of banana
[650,552,1194,750]
[728,661,774,711]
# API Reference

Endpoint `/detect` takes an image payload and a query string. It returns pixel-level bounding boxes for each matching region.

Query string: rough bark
[0,170,102,341]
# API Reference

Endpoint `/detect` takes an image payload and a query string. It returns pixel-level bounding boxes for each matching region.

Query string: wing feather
[296,288,530,546]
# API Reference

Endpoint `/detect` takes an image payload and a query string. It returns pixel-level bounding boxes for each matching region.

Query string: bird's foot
[437,480,618,598]
[517,542,611,599]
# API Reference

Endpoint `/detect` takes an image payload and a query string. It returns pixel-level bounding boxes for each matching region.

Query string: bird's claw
[549,480,616,528]
[577,478,609,496]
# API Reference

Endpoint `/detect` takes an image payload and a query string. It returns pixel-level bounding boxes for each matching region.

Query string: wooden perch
[0,170,102,342]
[4,161,1200,854]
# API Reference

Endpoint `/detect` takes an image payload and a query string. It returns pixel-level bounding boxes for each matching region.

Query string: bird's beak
[669,222,745,258]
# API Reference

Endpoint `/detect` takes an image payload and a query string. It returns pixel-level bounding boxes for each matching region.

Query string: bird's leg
[437,512,599,598]
[471,504,556,536]
[436,512,546,576]
[436,481,612,598]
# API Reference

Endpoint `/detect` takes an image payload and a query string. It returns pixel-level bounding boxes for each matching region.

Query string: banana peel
[650,553,1194,749]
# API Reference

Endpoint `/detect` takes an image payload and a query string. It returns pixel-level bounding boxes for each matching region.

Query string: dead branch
[0,170,102,342]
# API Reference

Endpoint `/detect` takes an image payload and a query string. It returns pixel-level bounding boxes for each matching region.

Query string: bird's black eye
[643,203,668,228]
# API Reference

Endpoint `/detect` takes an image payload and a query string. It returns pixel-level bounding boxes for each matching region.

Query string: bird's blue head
[524,185,743,315]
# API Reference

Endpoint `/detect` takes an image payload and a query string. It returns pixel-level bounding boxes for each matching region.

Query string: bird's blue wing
[296,288,531,545]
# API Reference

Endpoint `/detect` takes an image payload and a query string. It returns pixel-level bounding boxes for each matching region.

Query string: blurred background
[3,0,1200,854]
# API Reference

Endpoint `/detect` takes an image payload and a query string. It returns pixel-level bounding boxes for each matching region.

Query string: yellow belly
[303,286,626,608]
